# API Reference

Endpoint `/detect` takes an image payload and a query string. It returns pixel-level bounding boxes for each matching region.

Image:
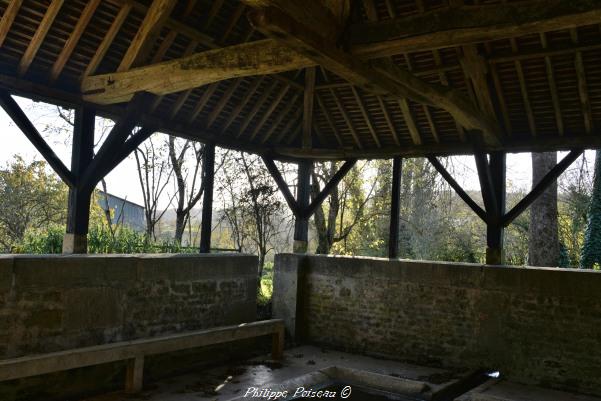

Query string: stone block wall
[273,254,601,397]
[0,254,259,400]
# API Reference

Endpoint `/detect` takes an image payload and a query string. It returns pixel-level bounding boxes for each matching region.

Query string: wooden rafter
[351,87,381,148]
[378,96,400,146]
[236,80,279,137]
[0,0,22,47]
[511,39,537,136]
[571,29,594,135]
[117,0,177,72]
[206,80,242,129]
[82,39,314,104]
[249,83,291,141]
[82,3,132,79]
[244,1,502,146]
[222,77,265,132]
[187,83,219,123]
[350,0,601,58]
[261,93,301,144]
[18,0,64,76]
[50,0,101,82]
[315,93,344,147]
[540,33,563,136]
[303,67,316,148]
[398,98,421,146]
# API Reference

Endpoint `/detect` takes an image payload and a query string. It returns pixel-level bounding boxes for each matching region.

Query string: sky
[0,95,592,210]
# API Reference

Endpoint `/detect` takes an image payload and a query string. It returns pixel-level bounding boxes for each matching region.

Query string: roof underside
[0,0,600,160]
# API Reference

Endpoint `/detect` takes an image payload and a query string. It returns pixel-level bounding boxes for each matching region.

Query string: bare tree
[134,135,173,240]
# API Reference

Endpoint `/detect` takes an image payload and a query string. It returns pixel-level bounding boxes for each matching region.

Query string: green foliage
[0,157,67,251]
[580,151,601,269]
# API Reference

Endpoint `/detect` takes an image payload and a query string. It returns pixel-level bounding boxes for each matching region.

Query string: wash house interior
[0,1,600,400]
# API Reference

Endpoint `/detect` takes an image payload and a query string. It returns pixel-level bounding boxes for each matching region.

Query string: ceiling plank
[50,0,101,82]
[117,0,177,72]
[0,0,22,47]
[82,39,314,104]
[351,0,601,58]
[18,0,64,76]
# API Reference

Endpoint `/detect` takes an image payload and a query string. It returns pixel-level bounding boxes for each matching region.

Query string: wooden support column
[199,143,215,253]
[293,160,311,253]
[485,152,506,265]
[64,107,95,254]
[388,156,402,259]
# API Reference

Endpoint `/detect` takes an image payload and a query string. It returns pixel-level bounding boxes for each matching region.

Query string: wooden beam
[199,143,215,253]
[350,0,601,58]
[82,3,132,79]
[503,149,583,226]
[222,77,265,132]
[303,158,357,218]
[245,2,502,146]
[0,89,75,187]
[428,156,488,222]
[378,96,401,146]
[80,92,155,190]
[389,156,401,258]
[82,39,313,104]
[50,0,101,82]
[18,0,64,76]
[303,67,316,148]
[474,149,498,222]
[0,0,22,47]
[262,156,300,215]
[294,159,311,253]
[398,98,421,145]
[117,0,177,72]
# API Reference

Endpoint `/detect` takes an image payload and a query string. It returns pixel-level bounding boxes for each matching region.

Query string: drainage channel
[430,369,500,401]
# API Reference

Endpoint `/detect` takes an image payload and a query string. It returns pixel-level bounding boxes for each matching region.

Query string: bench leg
[272,326,285,360]
[125,356,144,393]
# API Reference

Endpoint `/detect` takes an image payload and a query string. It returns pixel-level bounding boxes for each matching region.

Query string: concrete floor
[83,346,601,401]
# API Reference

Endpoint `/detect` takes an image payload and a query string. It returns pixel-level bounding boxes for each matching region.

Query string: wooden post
[125,356,144,393]
[63,107,95,254]
[388,156,402,259]
[486,152,506,265]
[199,143,215,253]
[293,160,311,253]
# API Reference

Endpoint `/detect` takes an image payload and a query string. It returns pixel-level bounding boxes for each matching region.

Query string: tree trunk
[529,152,559,266]
[580,151,601,269]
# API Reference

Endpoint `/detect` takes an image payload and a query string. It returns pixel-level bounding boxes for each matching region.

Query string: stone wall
[273,254,601,397]
[0,253,258,400]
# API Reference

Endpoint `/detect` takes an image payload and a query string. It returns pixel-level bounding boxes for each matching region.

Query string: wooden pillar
[63,107,95,254]
[199,143,215,253]
[293,160,311,253]
[486,152,506,265]
[388,156,402,259]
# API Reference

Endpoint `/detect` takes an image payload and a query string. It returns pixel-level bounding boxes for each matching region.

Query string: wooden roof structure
[0,0,600,160]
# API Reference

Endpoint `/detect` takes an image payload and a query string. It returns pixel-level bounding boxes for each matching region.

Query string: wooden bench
[0,319,285,393]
